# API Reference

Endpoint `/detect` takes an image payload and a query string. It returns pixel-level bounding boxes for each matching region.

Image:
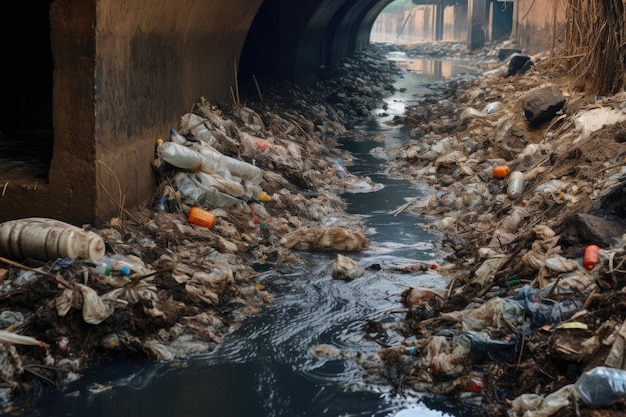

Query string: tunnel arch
[0,0,546,224]
[239,0,394,89]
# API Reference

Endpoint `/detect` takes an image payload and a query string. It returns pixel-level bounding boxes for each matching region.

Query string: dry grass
[563,0,626,96]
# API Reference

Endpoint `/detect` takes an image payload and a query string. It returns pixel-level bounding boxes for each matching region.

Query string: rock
[523,85,566,125]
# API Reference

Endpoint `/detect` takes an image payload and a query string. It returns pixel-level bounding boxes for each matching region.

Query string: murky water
[22,52,479,417]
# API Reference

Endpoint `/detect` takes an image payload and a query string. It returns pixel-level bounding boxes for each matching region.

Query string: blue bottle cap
[119,266,131,276]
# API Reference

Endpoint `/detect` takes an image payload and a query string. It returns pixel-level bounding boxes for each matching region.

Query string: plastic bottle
[195,144,263,184]
[154,198,167,212]
[94,257,131,276]
[506,171,525,200]
[172,172,241,209]
[169,128,187,145]
[180,113,216,145]
[157,142,263,184]
[574,366,626,405]
[583,244,600,270]
[187,207,216,229]
[0,217,105,262]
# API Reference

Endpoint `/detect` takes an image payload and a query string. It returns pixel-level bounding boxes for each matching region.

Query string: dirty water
[21,53,480,417]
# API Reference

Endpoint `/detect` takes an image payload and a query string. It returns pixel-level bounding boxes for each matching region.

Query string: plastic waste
[187,207,216,229]
[404,287,445,305]
[94,254,147,276]
[157,141,263,185]
[172,172,241,209]
[583,244,600,270]
[335,160,347,178]
[331,253,364,280]
[258,192,272,202]
[154,198,167,212]
[507,171,525,200]
[509,385,577,417]
[483,101,502,114]
[185,170,244,198]
[180,113,216,145]
[493,165,510,179]
[95,259,130,276]
[509,285,583,329]
[457,330,519,363]
[195,144,263,184]
[574,366,626,405]
[0,217,105,262]
[169,128,187,145]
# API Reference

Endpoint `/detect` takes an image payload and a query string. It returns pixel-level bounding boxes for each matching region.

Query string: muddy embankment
[370,43,626,417]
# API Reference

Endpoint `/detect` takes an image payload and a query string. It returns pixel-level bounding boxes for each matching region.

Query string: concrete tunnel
[0,0,401,226]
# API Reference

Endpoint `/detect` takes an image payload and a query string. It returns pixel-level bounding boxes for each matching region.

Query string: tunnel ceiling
[239,0,395,90]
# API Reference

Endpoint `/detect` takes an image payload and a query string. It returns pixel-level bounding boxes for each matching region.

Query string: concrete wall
[0,0,570,226]
[513,0,566,54]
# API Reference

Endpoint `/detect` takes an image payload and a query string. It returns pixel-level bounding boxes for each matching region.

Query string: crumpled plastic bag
[508,384,577,417]
[280,226,369,252]
[437,297,524,332]
[521,225,560,271]
[331,253,364,280]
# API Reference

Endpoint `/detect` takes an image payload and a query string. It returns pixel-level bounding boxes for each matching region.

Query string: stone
[523,85,566,125]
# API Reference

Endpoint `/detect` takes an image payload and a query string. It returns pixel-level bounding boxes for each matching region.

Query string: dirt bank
[3,40,626,417]
[370,43,626,417]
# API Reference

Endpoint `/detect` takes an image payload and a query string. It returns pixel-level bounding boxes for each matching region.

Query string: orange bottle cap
[188,207,216,229]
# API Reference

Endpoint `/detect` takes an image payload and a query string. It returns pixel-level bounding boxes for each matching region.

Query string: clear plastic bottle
[172,172,241,209]
[180,113,216,145]
[157,142,263,185]
[507,171,525,200]
[169,128,187,145]
[94,254,147,276]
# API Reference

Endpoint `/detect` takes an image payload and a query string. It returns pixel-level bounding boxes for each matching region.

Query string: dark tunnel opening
[0,1,55,181]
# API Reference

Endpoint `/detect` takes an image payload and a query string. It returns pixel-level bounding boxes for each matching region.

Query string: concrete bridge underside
[0,0,518,224]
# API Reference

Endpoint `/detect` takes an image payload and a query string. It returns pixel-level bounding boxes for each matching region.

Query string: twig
[96,160,142,225]
[253,74,264,105]
[0,257,73,289]
[23,366,57,386]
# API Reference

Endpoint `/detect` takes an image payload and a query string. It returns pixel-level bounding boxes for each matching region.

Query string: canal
[22,49,480,417]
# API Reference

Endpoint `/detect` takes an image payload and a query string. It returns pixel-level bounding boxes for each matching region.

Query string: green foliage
[382,0,417,13]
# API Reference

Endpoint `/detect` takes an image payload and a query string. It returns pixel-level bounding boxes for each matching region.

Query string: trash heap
[0,45,402,412]
[368,45,626,417]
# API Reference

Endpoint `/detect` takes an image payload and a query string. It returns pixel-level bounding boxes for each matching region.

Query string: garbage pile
[0,45,403,412]
[368,44,626,417]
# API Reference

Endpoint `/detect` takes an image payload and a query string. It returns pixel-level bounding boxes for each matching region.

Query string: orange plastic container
[583,244,600,270]
[493,165,510,179]
[187,207,216,229]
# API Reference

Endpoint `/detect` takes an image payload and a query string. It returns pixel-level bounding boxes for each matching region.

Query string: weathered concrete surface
[0,0,567,226]
[1,0,395,225]
[513,0,566,54]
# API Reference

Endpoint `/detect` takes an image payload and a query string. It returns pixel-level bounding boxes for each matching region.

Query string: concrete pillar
[453,3,468,42]
[434,3,445,41]
[467,0,487,50]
